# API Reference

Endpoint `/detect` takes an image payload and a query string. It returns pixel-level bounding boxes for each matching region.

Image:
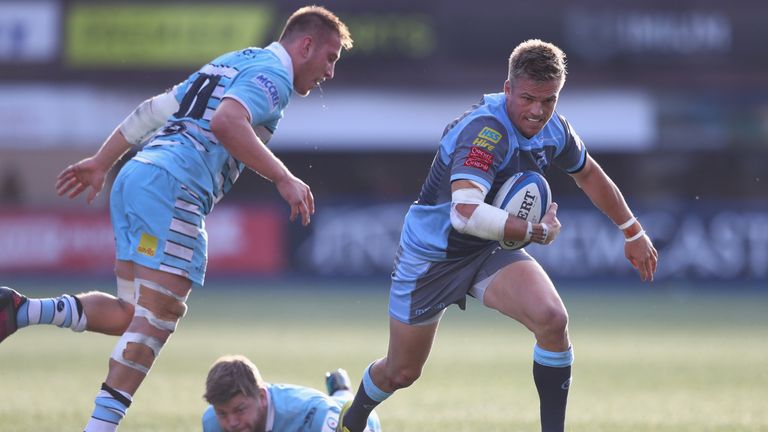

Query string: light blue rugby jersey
[401,92,587,260]
[202,384,381,432]
[134,42,293,214]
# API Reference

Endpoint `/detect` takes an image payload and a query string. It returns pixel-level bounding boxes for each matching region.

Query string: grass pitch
[0,278,766,431]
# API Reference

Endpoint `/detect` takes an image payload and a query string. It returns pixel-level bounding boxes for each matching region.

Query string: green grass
[0,279,766,431]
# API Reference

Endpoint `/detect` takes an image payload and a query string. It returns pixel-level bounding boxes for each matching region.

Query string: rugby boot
[325,368,352,395]
[0,286,26,343]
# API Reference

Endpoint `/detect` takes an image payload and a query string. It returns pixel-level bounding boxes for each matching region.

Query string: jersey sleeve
[223,68,290,130]
[449,116,510,191]
[201,405,222,432]
[552,113,588,174]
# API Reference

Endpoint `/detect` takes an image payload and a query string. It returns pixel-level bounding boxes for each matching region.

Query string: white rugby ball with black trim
[492,171,552,250]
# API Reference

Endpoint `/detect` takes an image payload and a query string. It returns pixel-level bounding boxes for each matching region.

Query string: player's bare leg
[339,318,439,432]
[483,259,572,432]
[0,261,138,343]
[84,262,192,432]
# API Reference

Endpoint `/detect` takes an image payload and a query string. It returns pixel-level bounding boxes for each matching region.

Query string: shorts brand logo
[137,232,158,257]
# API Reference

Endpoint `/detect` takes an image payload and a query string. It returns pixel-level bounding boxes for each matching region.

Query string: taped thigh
[110,331,164,375]
[133,278,189,333]
[116,277,136,304]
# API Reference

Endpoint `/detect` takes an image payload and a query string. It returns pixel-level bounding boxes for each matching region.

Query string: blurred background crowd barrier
[1,0,766,284]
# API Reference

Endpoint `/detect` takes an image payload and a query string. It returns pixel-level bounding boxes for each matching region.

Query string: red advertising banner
[0,205,285,275]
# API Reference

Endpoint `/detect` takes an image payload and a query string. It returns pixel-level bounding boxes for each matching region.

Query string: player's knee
[537,305,569,339]
[135,279,189,332]
[387,366,422,390]
[155,298,187,322]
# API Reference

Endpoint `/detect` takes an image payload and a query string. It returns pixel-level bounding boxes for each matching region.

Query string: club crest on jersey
[253,73,280,111]
[533,150,548,170]
[478,126,502,143]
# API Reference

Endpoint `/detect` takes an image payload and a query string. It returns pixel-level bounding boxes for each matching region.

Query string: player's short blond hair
[203,355,265,405]
[508,39,567,85]
[279,5,353,50]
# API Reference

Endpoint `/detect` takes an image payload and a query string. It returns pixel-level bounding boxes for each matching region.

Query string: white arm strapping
[119,88,180,145]
[450,186,508,241]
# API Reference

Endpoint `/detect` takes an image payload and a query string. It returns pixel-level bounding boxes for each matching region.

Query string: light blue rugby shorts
[110,159,208,286]
[389,242,533,325]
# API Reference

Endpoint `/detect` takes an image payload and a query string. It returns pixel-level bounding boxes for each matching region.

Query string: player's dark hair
[508,39,567,85]
[204,355,264,405]
[279,5,353,50]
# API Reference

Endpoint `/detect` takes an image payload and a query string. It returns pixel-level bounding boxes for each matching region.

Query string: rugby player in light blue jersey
[202,355,381,432]
[0,6,352,432]
[337,40,658,432]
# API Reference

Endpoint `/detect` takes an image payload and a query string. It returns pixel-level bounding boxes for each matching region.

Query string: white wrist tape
[450,186,507,241]
[119,88,180,145]
[617,216,637,230]
[625,229,646,242]
[540,222,550,243]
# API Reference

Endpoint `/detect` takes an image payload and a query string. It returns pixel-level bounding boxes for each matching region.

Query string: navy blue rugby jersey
[400,92,587,260]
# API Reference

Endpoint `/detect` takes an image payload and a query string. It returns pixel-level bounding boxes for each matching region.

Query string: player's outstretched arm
[571,155,658,281]
[211,99,314,225]
[56,127,133,204]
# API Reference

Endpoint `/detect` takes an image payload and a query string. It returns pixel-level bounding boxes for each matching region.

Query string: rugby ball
[491,171,551,250]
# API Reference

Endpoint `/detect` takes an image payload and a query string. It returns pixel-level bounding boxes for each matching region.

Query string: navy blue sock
[533,345,573,432]
[343,363,391,432]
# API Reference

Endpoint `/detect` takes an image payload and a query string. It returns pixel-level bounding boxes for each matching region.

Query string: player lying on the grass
[0,6,352,432]
[202,355,382,432]
[337,39,658,432]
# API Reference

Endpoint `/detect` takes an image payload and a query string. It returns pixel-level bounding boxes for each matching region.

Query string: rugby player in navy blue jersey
[0,6,352,431]
[337,39,658,432]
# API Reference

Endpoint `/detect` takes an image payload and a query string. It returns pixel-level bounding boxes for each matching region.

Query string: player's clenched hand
[55,157,109,205]
[625,234,658,282]
[275,174,315,226]
[536,202,561,245]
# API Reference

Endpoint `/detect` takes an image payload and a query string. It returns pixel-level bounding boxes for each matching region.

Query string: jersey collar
[264,385,275,431]
[265,42,294,83]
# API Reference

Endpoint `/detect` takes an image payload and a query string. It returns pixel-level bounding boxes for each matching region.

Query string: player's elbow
[451,202,508,241]
[450,202,474,234]
[209,109,231,141]
[210,100,249,143]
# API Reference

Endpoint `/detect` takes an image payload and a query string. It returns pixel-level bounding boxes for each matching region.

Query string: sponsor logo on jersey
[137,232,158,257]
[253,73,280,111]
[472,137,495,151]
[478,126,502,143]
[464,147,494,172]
